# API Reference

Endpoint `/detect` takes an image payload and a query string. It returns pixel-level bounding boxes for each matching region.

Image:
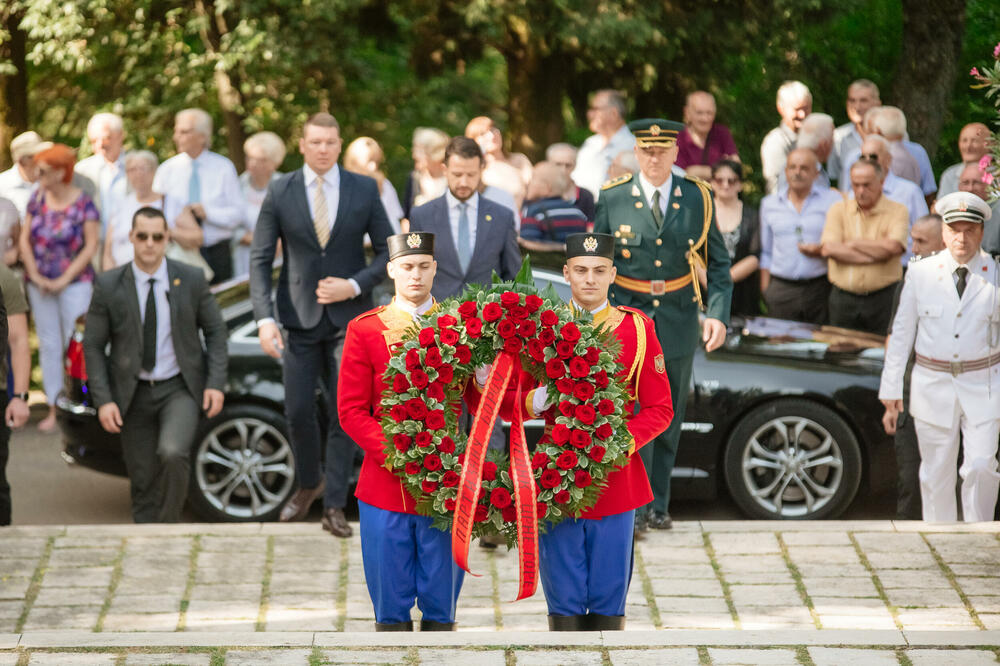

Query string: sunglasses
[135,232,166,243]
[861,153,881,161]
[713,177,740,186]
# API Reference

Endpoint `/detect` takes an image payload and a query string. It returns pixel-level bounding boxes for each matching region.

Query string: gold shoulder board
[684,174,713,192]
[355,305,386,322]
[601,173,634,190]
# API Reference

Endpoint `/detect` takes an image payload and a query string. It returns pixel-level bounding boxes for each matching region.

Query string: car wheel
[188,404,297,522]
[723,399,863,520]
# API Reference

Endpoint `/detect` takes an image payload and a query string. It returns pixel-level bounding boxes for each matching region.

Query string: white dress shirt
[133,259,181,381]
[573,125,636,199]
[446,190,479,252]
[638,172,673,219]
[75,153,128,231]
[153,150,244,246]
[303,164,341,234]
[393,296,434,319]
[0,166,35,220]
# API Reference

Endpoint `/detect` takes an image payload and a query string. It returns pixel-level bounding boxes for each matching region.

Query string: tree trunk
[194,0,247,171]
[892,0,966,160]
[504,36,568,163]
[0,6,28,170]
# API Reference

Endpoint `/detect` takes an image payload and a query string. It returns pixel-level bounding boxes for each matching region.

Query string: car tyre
[723,398,862,520]
[187,404,297,522]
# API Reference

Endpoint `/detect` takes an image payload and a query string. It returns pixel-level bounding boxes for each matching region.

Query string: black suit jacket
[249,166,393,330]
[408,193,522,299]
[83,259,228,414]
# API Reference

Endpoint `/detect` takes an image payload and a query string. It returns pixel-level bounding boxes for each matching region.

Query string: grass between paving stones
[94,536,127,632]
[702,532,741,629]
[848,531,904,631]
[633,546,661,629]
[920,532,986,630]
[255,535,275,631]
[335,536,349,631]
[793,645,815,665]
[504,646,515,666]
[776,533,822,629]
[309,646,325,666]
[487,549,503,630]
[14,535,55,633]
[696,645,711,665]
[177,535,202,631]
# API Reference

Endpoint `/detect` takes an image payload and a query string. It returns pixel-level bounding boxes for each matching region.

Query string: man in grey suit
[409,136,521,298]
[83,207,228,523]
[250,112,394,537]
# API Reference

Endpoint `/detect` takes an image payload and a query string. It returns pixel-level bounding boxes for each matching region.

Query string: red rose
[531,451,549,469]
[570,429,592,448]
[437,436,456,454]
[404,462,421,475]
[490,487,512,508]
[569,357,591,378]
[536,502,547,519]
[422,479,438,493]
[502,505,517,523]
[496,319,516,339]
[389,405,407,422]
[405,398,428,420]
[423,454,443,471]
[437,314,457,328]
[560,322,581,343]
[427,382,445,402]
[508,305,528,321]
[573,382,595,402]
[595,423,613,440]
[457,301,478,319]
[538,327,556,345]
[556,340,575,359]
[393,433,411,451]
[465,317,483,338]
[482,302,503,322]
[415,431,433,447]
[474,504,489,522]
[554,490,570,504]
[424,346,443,368]
[556,450,578,469]
[555,378,576,395]
[418,327,436,347]
[392,374,410,393]
[588,446,606,462]
[574,469,592,488]
[594,370,610,389]
[454,345,472,364]
[482,461,498,481]
[405,349,422,371]
[575,404,596,425]
[440,328,460,345]
[503,338,523,354]
[517,320,537,338]
[558,401,575,418]
[597,399,614,415]
[410,369,429,389]
[425,410,446,430]
[545,359,565,379]
[442,470,460,487]
[500,291,520,308]
[525,294,543,313]
[445,498,457,511]
[551,424,570,444]
[540,468,562,488]
[527,338,545,362]
[540,309,559,326]
[437,365,454,383]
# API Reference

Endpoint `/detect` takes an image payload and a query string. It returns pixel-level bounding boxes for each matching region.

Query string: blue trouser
[358,500,464,624]
[538,510,635,617]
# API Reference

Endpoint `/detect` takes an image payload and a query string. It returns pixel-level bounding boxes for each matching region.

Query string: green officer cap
[565,233,614,260]
[388,232,435,260]
[629,118,684,148]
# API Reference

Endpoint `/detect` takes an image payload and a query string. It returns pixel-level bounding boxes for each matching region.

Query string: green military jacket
[593,172,733,360]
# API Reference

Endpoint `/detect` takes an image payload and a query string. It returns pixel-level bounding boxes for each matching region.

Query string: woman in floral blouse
[19,144,99,431]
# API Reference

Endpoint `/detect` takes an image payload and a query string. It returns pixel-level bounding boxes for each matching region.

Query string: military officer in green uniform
[594,118,733,531]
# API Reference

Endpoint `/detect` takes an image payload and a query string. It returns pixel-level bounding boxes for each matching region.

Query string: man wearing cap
[0,131,48,219]
[880,191,1000,522]
[337,231,465,631]
[594,118,732,531]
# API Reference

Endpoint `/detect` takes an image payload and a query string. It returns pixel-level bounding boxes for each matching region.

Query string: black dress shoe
[548,614,586,631]
[419,619,456,631]
[586,613,626,631]
[649,510,673,530]
[321,507,353,538]
[374,620,414,631]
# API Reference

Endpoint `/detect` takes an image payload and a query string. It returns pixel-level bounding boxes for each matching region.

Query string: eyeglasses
[135,232,166,243]
[861,153,881,161]
[713,177,739,186]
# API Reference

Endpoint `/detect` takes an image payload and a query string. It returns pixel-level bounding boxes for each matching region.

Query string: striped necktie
[313,176,330,247]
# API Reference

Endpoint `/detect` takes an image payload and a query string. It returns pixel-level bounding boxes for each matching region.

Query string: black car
[57,270,894,522]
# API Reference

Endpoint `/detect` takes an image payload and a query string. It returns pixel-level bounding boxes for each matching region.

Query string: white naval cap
[936,191,992,225]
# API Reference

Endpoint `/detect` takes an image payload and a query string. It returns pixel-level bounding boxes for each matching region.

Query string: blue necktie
[188,160,201,204]
[457,202,472,273]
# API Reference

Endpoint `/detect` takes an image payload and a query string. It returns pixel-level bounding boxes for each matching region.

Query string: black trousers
[0,395,10,526]
[284,316,354,509]
[201,240,233,285]
[828,283,898,335]
[639,353,694,515]
[764,275,831,325]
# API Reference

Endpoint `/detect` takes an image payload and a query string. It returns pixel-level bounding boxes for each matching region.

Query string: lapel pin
[673,186,682,197]
[631,185,640,197]
[485,214,492,221]
[173,278,181,286]
[634,202,643,209]
[672,202,680,209]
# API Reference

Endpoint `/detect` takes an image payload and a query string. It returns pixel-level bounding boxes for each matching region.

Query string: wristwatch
[13,392,28,402]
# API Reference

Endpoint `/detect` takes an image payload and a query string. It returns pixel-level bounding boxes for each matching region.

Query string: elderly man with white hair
[760,81,812,194]
[830,80,881,189]
[75,112,128,237]
[153,108,244,283]
[873,106,922,186]
[236,131,286,276]
[776,113,834,191]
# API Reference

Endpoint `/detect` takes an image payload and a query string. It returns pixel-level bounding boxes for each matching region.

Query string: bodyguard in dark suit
[249,112,394,536]
[84,207,228,523]
[408,136,521,298]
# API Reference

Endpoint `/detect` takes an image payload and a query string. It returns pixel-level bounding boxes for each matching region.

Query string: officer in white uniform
[880,191,1000,522]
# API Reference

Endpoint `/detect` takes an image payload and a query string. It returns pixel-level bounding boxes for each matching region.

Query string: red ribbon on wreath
[452,351,538,600]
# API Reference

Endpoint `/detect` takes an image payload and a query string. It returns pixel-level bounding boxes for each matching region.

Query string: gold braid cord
[625,311,646,456]
[686,180,714,311]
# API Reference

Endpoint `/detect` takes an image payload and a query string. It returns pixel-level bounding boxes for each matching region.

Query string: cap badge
[958,201,968,212]
[583,236,599,253]
[650,125,661,136]
[406,233,421,249]
[631,184,641,197]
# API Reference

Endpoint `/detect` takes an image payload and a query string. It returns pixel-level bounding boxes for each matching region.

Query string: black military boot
[548,614,586,631]
[419,619,457,631]
[586,613,626,630]
[374,620,414,631]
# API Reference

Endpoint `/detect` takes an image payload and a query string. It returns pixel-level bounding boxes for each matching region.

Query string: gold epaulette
[354,305,386,323]
[616,305,651,322]
[601,173,633,190]
[684,173,713,191]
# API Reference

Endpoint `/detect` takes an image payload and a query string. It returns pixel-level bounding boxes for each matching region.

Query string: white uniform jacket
[879,249,1000,428]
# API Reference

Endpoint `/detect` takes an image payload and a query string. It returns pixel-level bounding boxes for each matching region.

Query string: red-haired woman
[19,144,99,431]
